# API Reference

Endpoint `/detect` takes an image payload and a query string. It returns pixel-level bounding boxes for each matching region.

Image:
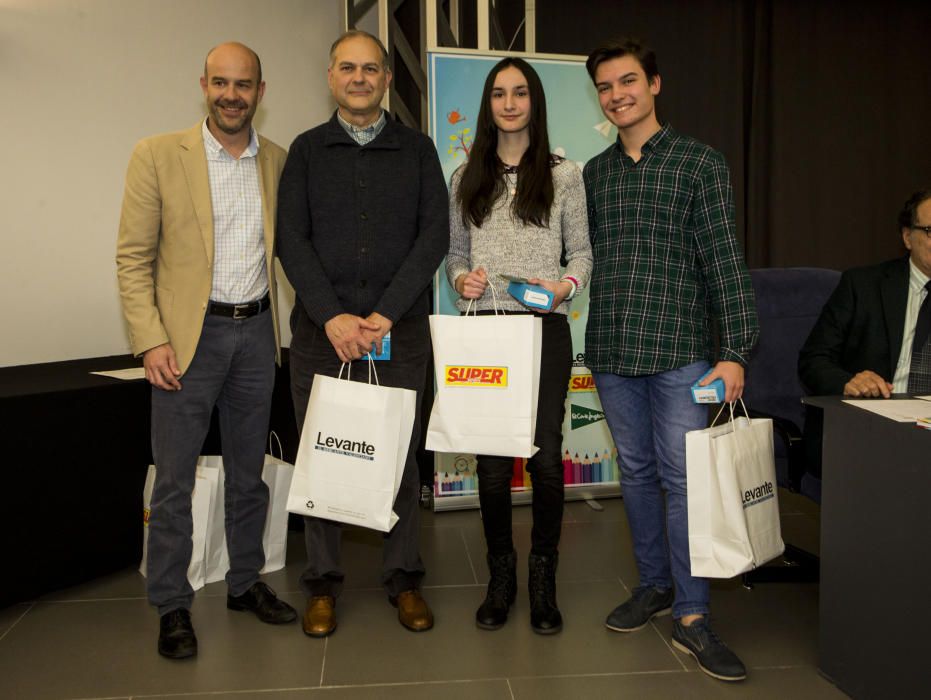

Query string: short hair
[203,42,262,83]
[898,189,931,229]
[329,30,390,70]
[585,37,659,85]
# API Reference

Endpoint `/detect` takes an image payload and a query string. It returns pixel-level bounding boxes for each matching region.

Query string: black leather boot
[475,550,517,630]
[528,553,562,634]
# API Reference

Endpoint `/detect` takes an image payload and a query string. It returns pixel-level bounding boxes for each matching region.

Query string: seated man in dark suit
[799,189,931,398]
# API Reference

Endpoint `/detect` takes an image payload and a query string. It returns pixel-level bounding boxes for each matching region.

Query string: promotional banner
[428,50,621,509]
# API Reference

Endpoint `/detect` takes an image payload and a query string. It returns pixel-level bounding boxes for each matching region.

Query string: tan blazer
[116,122,287,375]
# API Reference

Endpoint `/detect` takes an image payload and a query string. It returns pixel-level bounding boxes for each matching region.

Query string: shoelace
[687,620,729,650]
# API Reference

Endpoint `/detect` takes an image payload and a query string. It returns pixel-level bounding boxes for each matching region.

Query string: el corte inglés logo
[570,404,605,430]
[444,365,508,387]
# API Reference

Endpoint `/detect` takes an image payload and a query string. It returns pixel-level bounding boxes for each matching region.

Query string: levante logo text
[315,432,376,460]
[742,480,775,508]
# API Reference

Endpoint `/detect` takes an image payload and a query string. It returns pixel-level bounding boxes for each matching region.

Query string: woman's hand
[456,267,489,299]
[527,278,573,313]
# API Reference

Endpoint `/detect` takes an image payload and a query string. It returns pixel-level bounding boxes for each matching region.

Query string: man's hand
[324,313,380,363]
[843,370,892,398]
[701,360,745,403]
[362,312,394,355]
[143,343,182,391]
[527,278,573,314]
[455,267,488,299]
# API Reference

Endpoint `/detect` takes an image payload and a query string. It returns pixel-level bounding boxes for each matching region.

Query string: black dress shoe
[158,609,197,659]
[227,581,297,624]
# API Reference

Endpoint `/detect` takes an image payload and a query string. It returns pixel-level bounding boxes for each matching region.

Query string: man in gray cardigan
[276,30,448,638]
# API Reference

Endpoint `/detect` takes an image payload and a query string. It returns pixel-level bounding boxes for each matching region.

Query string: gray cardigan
[446,158,592,314]
[277,112,449,327]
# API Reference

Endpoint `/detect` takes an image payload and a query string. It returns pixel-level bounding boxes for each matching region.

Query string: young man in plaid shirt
[583,38,758,682]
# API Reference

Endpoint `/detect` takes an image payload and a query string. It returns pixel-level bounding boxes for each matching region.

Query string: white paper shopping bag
[199,456,228,584]
[686,402,785,578]
[259,434,295,572]
[202,441,295,582]
[287,365,416,532]
[140,464,214,590]
[426,313,542,458]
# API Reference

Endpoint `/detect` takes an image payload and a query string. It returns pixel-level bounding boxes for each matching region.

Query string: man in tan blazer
[116,42,296,660]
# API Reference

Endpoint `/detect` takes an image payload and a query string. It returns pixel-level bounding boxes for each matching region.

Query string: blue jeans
[594,361,710,619]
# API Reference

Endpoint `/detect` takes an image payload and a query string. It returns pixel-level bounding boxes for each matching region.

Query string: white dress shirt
[892,259,930,392]
[202,119,267,304]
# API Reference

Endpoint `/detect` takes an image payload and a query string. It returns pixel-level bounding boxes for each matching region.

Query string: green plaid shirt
[582,125,758,376]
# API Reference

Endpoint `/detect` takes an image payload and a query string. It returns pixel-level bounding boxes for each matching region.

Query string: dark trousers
[289,304,428,598]
[147,310,276,615]
[476,312,572,558]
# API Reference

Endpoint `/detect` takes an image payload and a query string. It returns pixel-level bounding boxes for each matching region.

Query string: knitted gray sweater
[446,158,593,314]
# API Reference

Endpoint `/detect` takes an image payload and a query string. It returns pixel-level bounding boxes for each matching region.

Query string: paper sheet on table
[90,367,146,380]
[843,399,931,422]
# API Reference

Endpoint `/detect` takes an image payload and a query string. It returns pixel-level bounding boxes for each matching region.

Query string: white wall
[0,0,341,367]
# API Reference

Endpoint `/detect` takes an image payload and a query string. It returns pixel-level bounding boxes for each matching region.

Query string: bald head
[204,42,262,83]
[200,41,265,146]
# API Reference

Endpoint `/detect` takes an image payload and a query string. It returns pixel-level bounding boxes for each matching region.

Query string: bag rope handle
[710,397,749,427]
[268,430,283,458]
[464,276,501,316]
[337,354,380,386]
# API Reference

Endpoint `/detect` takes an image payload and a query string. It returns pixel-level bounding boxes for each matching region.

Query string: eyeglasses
[911,224,931,238]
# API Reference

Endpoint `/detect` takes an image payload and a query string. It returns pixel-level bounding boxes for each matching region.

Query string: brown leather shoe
[391,589,434,632]
[302,596,336,637]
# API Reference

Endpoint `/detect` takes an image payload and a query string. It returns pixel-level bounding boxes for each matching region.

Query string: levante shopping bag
[685,401,785,578]
[287,362,416,532]
[426,304,542,458]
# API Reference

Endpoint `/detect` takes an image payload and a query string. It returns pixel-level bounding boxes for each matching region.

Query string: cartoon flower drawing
[446,109,473,159]
[447,127,472,159]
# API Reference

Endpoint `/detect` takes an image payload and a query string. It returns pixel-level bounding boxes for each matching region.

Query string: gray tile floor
[0,491,846,700]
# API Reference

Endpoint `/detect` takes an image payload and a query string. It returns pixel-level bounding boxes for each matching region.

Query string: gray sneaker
[672,617,746,682]
[604,586,674,632]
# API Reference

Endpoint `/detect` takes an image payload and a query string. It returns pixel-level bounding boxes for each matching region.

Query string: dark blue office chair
[740,267,841,584]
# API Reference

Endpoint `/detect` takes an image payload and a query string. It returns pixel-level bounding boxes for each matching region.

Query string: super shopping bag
[426,310,542,458]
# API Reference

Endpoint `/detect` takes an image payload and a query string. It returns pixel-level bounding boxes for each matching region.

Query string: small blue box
[506,280,554,311]
[364,331,391,361]
[691,370,725,404]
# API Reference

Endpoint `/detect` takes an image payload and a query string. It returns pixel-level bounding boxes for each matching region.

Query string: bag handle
[337,355,380,386]
[710,397,749,427]
[464,277,501,317]
[268,430,283,458]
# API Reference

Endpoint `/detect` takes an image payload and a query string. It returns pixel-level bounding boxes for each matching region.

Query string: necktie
[906,280,931,395]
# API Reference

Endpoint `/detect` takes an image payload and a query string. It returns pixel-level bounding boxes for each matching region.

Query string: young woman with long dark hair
[446,57,592,634]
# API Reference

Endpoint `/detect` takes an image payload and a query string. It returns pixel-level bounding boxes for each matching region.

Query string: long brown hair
[456,57,554,228]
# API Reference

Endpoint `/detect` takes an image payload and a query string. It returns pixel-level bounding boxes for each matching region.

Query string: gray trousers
[289,305,428,599]
[147,310,276,615]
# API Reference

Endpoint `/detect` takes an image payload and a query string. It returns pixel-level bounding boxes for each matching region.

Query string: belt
[208,294,270,319]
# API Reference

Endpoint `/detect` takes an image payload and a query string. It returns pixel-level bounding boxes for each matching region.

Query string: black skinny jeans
[475,312,572,558]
